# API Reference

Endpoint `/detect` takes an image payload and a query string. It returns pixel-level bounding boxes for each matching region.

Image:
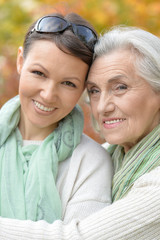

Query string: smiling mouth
[104,118,126,124]
[33,100,55,112]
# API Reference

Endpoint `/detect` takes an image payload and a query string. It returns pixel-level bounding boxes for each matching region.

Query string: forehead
[25,40,83,65]
[88,49,135,82]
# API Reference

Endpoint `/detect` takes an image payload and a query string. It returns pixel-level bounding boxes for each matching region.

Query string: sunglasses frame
[31,16,97,52]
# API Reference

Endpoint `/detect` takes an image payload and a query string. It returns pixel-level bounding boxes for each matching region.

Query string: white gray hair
[94,26,160,91]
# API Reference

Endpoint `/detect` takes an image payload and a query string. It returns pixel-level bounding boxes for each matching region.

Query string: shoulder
[133,166,160,189]
[57,134,113,210]
[57,134,113,187]
[70,134,113,180]
[76,134,111,160]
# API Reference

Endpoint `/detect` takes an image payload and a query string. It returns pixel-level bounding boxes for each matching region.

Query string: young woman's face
[17,40,88,139]
[87,49,160,152]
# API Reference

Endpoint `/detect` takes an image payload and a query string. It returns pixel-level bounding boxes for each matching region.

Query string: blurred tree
[1,0,160,143]
[0,0,34,105]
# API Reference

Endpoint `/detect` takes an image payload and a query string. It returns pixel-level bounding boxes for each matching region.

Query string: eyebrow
[87,74,127,85]
[63,77,81,82]
[108,74,127,83]
[32,63,49,75]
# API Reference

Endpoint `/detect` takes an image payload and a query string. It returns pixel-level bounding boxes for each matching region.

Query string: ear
[17,46,24,74]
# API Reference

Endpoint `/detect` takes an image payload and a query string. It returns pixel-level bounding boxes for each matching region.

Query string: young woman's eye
[62,81,76,88]
[32,70,45,77]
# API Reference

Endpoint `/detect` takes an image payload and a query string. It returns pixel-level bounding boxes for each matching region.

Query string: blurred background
[1,0,160,143]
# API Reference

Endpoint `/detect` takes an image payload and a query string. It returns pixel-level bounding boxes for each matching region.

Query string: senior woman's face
[87,49,160,152]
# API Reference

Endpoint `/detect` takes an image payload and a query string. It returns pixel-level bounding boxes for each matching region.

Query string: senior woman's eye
[114,84,128,93]
[87,87,100,95]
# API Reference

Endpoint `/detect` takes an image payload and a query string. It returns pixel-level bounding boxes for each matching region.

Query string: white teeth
[34,100,55,112]
[105,119,124,124]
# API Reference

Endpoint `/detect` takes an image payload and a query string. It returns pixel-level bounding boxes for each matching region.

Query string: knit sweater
[0,164,160,239]
[56,134,113,222]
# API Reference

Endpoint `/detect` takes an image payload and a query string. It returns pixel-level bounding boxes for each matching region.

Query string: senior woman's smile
[87,49,160,152]
[102,117,126,128]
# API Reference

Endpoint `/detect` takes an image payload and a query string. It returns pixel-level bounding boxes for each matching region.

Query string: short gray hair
[94,26,160,91]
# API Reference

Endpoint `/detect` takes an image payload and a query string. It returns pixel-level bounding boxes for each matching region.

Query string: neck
[18,121,52,140]
[19,112,57,141]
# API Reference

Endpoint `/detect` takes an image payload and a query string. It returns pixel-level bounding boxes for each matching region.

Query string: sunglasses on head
[31,16,97,52]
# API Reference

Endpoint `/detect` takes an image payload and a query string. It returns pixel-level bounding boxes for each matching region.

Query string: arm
[0,166,160,239]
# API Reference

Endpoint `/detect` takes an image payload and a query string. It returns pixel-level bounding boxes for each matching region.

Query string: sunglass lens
[73,25,97,50]
[38,17,68,33]
[74,25,96,43]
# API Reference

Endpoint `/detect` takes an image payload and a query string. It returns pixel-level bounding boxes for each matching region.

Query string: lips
[33,100,55,112]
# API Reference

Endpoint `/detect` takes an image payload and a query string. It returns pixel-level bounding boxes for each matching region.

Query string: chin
[105,137,124,146]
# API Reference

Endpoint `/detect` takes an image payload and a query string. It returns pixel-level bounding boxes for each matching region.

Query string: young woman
[0,12,112,224]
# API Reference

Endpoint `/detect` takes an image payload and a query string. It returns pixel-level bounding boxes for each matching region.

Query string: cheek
[118,95,142,117]
[62,92,82,108]
[70,87,86,106]
[19,81,28,96]
[19,83,34,105]
[90,101,98,119]
[18,73,35,96]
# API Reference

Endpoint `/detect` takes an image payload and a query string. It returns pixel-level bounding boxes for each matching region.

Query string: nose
[97,91,115,115]
[40,81,58,103]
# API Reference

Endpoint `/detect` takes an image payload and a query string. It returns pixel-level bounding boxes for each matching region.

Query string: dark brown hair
[23,12,98,66]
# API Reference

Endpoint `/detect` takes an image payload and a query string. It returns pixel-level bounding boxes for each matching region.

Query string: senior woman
[1,26,160,239]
